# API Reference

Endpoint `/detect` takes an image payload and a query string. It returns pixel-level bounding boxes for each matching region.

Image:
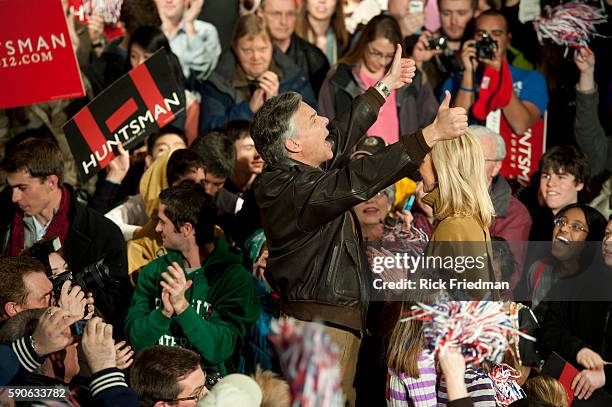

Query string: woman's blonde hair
[430,129,495,227]
[386,302,424,377]
[524,375,568,407]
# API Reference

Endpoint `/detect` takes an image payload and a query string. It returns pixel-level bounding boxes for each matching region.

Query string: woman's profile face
[130,44,153,68]
[307,0,337,21]
[551,207,588,262]
[362,37,396,76]
[419,154,437,193]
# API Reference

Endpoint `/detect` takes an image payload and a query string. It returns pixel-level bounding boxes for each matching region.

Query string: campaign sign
[0,0,85,109]
[486,109,547,187]
[63,50,185,182]
[68,0,124,40]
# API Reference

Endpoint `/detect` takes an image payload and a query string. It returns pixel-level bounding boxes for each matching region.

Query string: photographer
[0,256,93,325]
[0,138,132,338]
[442,10,547,136]
[0,312,138,405]
[407,0,477,96]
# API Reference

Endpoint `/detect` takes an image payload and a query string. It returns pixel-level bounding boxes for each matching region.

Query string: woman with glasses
[535,214,611,401]
[318,15,438,145]
[527,203,607,307]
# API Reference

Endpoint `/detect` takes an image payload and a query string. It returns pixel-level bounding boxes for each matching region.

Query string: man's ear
[180,222,195,237]
[575,181,585,192]
[4,301,18,318]
[492,161,503,178]
[45,175,60,190]
[284,138,301,154]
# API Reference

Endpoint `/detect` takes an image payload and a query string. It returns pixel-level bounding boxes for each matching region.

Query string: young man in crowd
[104,128,188,241]
[155,0,221,83]
[527,145,589,242]
[130,345,208,406]
[444,10,548,136]
[257,0,330,95]
[0,139,131,336]
[407,0,477,95]
[224,120,265,197]
[125,182,259,375]
[222,120,265,247]
[191,131,243,240]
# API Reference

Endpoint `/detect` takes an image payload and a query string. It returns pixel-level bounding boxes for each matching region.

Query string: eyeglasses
[366,48,395,61]
[553,217,589,234]
[160,383,207,403]
[265,10,297,19]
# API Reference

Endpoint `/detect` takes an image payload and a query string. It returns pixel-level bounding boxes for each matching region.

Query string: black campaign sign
[63,50,185,182]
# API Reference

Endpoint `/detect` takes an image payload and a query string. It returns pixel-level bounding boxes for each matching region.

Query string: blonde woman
[419,128,496,299]
[524,375,568,407]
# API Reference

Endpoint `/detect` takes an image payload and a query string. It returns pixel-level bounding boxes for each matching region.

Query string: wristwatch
[374,81,391,98]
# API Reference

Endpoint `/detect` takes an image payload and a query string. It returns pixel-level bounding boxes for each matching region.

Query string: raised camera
[426,35,447,51]
[51,258,113,301]
[475,32,497,60]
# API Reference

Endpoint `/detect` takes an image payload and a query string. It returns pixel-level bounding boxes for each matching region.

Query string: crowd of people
[0,0,611,405]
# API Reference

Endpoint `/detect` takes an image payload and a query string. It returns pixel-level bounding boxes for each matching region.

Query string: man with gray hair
[250,45,467,404]
[471,125,532,286]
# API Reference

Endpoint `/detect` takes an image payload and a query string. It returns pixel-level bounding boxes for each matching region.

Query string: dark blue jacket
[199,47,317,131]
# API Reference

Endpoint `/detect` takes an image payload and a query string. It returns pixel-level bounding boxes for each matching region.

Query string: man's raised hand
[422,91,468,146]
[381,44,416,91]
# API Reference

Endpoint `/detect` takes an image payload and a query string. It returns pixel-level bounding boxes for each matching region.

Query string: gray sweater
[574,86,612,176]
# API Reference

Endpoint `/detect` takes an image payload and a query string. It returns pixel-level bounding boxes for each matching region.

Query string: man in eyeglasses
[473,125,531,287]
[130,345,209,406]
[258,0,330,95]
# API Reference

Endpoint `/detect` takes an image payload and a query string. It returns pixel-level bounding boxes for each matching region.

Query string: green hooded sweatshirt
[125,237,260,375]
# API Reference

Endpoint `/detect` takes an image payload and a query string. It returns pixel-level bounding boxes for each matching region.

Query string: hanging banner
[0,0,85,109]
[63,50,185,182]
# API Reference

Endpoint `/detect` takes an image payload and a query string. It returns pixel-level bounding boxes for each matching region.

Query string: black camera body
[51,258,112,300]
[475,32,498,60]
[426,35,447,51]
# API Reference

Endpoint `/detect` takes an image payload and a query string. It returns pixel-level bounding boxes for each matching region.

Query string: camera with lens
[51,258,112,301]
[475,32,497,60]
[426,35,447,51]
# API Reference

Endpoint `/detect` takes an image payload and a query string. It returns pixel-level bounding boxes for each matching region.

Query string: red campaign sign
[0,0,85,109]
[62,50,185,182]
[485,109,547,187]
[68,0,124,41]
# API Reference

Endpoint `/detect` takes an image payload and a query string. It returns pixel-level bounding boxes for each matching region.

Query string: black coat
[285,33,330,96]
[0,185,132,337]
[254,88,430,332]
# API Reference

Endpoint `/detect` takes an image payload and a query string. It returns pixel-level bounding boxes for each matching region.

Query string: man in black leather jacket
[251,45,467,404]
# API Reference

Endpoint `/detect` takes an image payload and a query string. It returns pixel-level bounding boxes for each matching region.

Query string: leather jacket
[254,88,431,332]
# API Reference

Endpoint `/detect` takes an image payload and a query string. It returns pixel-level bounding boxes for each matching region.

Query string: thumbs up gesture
[380,44,416,92]
[425,91,468,142]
